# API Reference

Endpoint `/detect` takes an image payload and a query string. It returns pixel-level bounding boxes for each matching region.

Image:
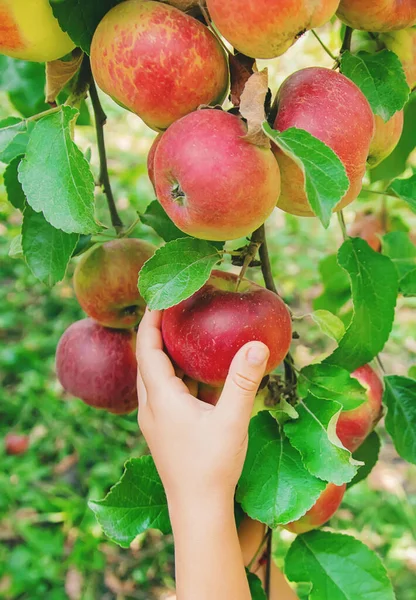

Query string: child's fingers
[217,342,269,425]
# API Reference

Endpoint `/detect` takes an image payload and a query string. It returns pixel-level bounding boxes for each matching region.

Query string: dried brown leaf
[229,53,256,107]
[45,49,83,104]
[239,70,270,148]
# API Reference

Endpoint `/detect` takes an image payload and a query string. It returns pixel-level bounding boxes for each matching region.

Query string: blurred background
[1,23,416,600]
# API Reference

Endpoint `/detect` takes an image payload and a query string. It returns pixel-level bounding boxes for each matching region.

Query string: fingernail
[246,344,269,366]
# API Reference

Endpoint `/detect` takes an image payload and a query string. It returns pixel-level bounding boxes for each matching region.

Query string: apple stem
[86,58,124,232]
[311,30,337,62]
[340,26,354,54]
[337,210,348,241]
[264,528,272,598]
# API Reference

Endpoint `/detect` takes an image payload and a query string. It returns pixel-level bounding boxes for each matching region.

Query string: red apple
[336,364,384,452]
[90,0,229,131]
[56,319,138,414]
[348,213,383,252]
[197,383,223,406]
[147,134,162,191]
[206,0,339,59]
[73,239,155,329]
[153,109,281,241]
[162,270,292,387]
[272,68,375,217]
[5,433,29,456]
[337,0,416,32]
[284,483,346,534]
[368,112,404,168]
[0,0,75,62]
[164,0,199,10]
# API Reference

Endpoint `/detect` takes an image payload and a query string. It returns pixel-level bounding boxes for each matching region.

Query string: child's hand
[136,308,269,508]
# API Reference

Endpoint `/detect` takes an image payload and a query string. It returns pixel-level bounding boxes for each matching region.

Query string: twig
[340,26,353,54]
[264,528,272,599]
[236,226,264,289]
[376,355,386,373]
[26,106,62,122]
[87,61,123,231]
[247,528,270,571]
[258,227,278,294]
[361,187,397,200]
[337,210,348,241]
[311,30,337,61]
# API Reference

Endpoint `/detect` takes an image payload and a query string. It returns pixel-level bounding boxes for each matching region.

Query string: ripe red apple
[336,364,384,452]
[90,0,228,131]
[162,270,292,387]
[5,433,29,456]
[153,109,281,241]
[368,112,404,168]
[206,0,339,59]
[147,134,162,191]
[0,0,75,62]
[56,319,138,414]
[272,68,375,217]
[284,483,346,534]
[348,213,383,252]
[73,239,155,329]
[337,0,416,32]
[381,29,416,89]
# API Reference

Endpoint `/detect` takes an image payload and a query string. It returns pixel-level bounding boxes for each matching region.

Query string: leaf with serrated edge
[0,117,31,163]
[263,123,349,228]
[340,50,409,120]
[324,238,398,371]
[140,200,189,242]
[285,530,395,600]
[138,237,221,310]
[388,171,416,213]
[284,394,360,485]
[382,232,416,297]
[348,431,381,489]
[298,364,367,411]
[310,310,345,342]
[4,155,26,210]
[22,206,79,287]
[18,106,98,234]
[89,456,171,548]
[237,412,326,527]
[384,375,416,464]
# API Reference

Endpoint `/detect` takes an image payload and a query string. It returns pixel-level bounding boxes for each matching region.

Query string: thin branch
[264,528,272,599]
[311,30,337,61]
[236,226,264,289]
[87,61,123,231]
[341,26,353,54]
[337,210,348,241]
[247,528,269,571]
[361,187,398,200]
[258,227,278,294]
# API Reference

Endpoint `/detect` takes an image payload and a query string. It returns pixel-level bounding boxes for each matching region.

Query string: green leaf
[347,431,381,489]
[298,364,367,411]
[0,117,32,164]
[237,412,326,527]
[18,106,98,235]
[324,238,398,371]
[340,50,409,120]
[384,375,416,465]
[284,394,359,485]
[247,571,267,600]
[388,171,416,213]
[9,235,23,260]
[285,530,395,600]
[140,200,189,242]
[310,310,346,343]
[49,0,122,54]
[138,237,221,310]
[313,253,351,315]
[89,456,171,548]
[263,123,349,228]
[0,56,49,117]
[4,156,26,210]
[22,206,79,287]
[382,231,416,297]
[408,366,416,379]
[371,91,416,182]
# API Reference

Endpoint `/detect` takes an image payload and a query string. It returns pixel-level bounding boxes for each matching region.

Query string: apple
[153,109,281,241]
[336,364,384,452]
[148,134,162,191]
[348,213,383,252]
[164,0,199,10]
[90,0,229,131]
[337,0,416,32]
[206,0,339,59]
[381,29,416,90]
[284,483,346,534]
[162,270,292,387]
[197,383,223,406]
[73,239,155,329]
[272,67,375,217]
[0,0,75,62]
[5,433,29,455]
[56,319,138,414]
[368,111,404,168]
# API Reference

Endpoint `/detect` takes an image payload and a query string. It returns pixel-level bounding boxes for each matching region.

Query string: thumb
[217,341,270,422]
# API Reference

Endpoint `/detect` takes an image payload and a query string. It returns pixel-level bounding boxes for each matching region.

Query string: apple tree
[1,0,416,598]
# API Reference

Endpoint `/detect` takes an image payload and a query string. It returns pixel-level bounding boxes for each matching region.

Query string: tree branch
[340,26,353,54]
[86,59,123,231]
[264,528,272,599]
